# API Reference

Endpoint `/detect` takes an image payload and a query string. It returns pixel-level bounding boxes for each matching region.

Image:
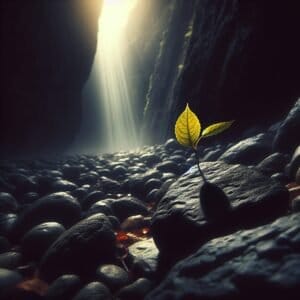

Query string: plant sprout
[175,103,234,181]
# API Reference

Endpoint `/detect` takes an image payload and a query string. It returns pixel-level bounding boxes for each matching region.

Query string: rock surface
[13,192,81,239]
[151,161,289,261]
[45,274,82,300]
[0,0,103,156]
[39,214,116,281]
[273,99,300,154]
[73,281,112,300]
[147,212,300,300]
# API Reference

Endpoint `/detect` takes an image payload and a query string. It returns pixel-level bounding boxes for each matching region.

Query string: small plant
[175,103,234,181]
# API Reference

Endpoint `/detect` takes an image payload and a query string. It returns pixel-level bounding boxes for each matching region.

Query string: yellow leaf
[202,121,234,138]
[175,103,201,148]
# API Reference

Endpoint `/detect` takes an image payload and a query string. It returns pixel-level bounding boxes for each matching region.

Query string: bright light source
[100,0,137,35]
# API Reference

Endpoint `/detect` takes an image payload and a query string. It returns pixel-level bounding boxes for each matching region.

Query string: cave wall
[0,0,102,156]
[139,0,300,144]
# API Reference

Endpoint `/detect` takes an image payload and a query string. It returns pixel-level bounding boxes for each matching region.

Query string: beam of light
[75,0,139,153]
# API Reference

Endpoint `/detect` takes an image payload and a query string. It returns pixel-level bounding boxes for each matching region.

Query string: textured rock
[147,213,300,300]
[141,1,300,143]
[219,133,272,165]
[13,192,81,239]
[129,238,159,276]
[39,214,116,281]
[152,161,289,261]
[273,99,300,154]
[96,264,129,292]
[256,152,289,176]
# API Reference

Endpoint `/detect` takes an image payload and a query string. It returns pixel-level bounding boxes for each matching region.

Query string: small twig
[193,148,207,182]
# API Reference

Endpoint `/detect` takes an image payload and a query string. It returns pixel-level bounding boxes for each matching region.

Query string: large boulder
[147,212,300,300]
[39,213,116,282]
[151,161,289,262]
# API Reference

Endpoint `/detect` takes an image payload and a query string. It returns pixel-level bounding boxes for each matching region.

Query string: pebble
[110,197,148,222]
[117,278,153,300]
[21,222,65,261]
[73,281,112,300]
[96,264,129,292]
[0,192,18,213]
[45,274,82,300]
[13,192,81,239]
[0,268,22,297]
[0,251,22,269]
[39,214,116,281]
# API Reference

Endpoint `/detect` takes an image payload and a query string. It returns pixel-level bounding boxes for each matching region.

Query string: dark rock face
[39,213,116,282]
[0,0,102,156]
[147,213,300,300]
[151,161,289,262]
[273,99,300,154]
[139,1,300,143]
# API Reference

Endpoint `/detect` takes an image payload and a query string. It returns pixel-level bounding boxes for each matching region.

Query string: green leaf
[202,121,234,138]
[175,103,201,149]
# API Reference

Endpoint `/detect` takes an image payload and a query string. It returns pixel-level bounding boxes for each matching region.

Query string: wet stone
[117,278,153,300]
[81,191,106,210]
[87,201,113,217]
[0,213,18,239]
[62,165,81,181]
[51,180,77,192]
[45,274,82,300]
[73,281,112,300]
[256,152,289,175]
[0,251,22,269]
[156,161,180,174]
[0,236,10,254]
[21,222,65,262]
[13,192,81,239]
[219,133,272,165]
[129,238,159,276]
[0,193,18,213]
[0,268,22,298]
[96,264,129,292]
[110,197,148,222]
[39,213,116,281]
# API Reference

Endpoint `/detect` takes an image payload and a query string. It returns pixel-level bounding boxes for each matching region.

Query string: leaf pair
[175,103,234,149]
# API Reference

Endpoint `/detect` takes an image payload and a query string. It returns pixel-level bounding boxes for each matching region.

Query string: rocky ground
[0,100,299,299]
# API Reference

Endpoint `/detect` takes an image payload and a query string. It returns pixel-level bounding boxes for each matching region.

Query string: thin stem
[193,148,207,182]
